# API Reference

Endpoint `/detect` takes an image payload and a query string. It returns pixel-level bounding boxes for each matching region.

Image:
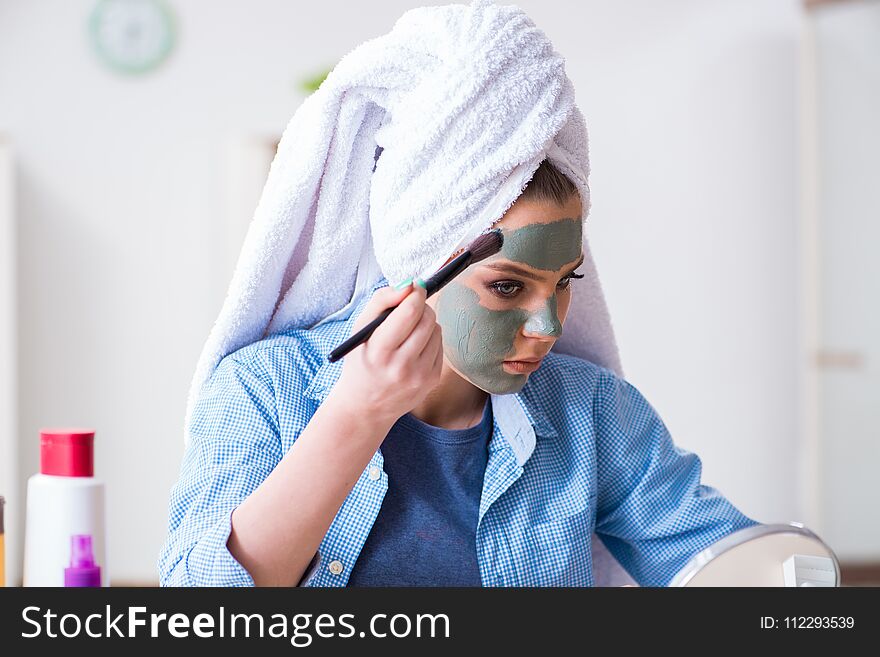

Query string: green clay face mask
[501,218,582,272]
[435,217,582,394]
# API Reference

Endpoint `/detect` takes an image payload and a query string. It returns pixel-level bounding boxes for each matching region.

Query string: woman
[158,159,759,587]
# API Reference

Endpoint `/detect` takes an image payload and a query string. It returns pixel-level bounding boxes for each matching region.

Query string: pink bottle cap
[39,428,95,477]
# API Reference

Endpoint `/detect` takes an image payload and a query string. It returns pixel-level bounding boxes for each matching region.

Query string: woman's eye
[488,281,522,298]
[489,271,584,298]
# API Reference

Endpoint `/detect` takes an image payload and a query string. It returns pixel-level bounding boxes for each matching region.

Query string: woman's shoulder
[534,352,661,427]
[214,327,326,390]
[510,352,617,442]
[520,352,638,440]
[523,351,630,416]
[533,350,619,392]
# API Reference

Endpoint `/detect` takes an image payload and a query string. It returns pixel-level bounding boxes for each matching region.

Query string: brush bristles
[466,229,504,264]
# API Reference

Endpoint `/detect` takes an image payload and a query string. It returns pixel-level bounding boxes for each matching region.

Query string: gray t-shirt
[347,399,493,586]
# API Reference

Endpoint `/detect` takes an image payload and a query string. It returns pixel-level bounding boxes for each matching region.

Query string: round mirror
[669,523,840,587]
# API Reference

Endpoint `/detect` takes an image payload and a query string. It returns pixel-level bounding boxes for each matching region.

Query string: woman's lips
[502,358,543,374]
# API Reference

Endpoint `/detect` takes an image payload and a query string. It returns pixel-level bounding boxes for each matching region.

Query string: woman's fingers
[398,303,439,359]
[368,283,428,353]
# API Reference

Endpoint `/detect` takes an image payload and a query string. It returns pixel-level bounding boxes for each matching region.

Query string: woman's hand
[332,281,444,427]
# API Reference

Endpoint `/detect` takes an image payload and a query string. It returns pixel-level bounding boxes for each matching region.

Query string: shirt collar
[302,276,559,453]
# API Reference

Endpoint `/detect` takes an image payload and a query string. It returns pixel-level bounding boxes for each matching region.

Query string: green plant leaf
[300,66,334,93]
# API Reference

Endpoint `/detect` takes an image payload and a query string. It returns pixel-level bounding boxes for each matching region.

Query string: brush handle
[327,250,474,363]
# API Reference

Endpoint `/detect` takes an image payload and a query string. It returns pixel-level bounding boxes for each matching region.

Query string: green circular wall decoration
[89,0,176,75]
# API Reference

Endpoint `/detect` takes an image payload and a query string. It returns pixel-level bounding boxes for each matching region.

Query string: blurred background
[0,0,877,586]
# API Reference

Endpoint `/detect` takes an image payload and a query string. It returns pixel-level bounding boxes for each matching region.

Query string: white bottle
[23,429,108,587]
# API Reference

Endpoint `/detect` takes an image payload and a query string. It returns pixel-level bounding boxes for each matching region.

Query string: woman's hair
[520,159,579,206]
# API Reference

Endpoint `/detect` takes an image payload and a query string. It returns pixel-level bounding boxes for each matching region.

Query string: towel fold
[185,0,623,440]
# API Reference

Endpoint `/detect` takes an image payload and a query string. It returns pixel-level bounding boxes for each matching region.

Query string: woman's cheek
[435,282,532,393]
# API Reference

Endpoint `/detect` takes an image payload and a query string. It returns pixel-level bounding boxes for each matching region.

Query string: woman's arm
[159,280,443,586]
[228,281,444,586]
[158,354,286,587]
[226,388,395,586]
[592,369,761,586]
[158,355,392,587]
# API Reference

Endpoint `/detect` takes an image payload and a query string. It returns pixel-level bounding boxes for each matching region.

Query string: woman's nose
[522,296,562,338]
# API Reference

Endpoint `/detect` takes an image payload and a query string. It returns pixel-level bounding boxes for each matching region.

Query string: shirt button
[368,466,381,481]
[328,560,344,575]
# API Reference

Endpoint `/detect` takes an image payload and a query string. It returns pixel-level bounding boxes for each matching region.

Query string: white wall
[810,0,880,560]
[0,0,804,584]
[0,139,17,585]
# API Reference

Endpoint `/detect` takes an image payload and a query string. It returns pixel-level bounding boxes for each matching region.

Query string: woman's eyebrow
[483,254,585,280]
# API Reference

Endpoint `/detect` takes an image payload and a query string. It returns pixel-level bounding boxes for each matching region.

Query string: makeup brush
[327,228,504,363]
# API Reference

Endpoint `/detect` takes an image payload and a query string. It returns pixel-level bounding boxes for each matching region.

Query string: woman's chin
[445,358,529,395]
[477,370,529,395]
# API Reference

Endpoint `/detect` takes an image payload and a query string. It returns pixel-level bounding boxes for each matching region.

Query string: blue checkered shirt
[159,277,759,587]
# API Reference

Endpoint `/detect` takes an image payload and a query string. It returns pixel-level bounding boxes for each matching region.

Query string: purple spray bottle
[64,535,101,587]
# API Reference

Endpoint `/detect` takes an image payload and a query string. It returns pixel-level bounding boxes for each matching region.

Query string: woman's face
[429,194,584,394]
